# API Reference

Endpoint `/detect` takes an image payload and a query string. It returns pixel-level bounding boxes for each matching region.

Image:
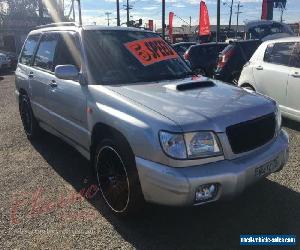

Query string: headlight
[159,131,222,160]
[185,132,221,158]
[159,131,187,159]
[275,103,282,131]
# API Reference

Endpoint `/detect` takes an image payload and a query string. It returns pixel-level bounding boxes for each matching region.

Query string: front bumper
[136,130,289,206]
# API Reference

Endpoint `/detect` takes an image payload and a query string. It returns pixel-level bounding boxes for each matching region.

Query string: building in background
[0,0,66,53]
[157,24,245,43]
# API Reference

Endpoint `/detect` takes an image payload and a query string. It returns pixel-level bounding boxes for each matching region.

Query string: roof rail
[35,22,77,30]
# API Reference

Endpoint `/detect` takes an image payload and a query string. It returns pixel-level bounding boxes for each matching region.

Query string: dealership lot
[0,73,299,249]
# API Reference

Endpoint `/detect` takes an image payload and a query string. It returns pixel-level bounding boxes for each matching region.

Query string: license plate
[255,158,279,177]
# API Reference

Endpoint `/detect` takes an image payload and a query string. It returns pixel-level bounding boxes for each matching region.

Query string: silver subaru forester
[15,23,289,215]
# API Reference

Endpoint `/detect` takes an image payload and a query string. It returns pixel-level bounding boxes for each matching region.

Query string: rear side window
[33,33,59,72]
[264,42,295,66]
[263,43,274,62]
[290,43,300,68]
[19,35,40,65]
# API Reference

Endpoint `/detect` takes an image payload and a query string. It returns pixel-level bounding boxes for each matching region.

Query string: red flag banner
[261,0,268,20]
[169,12,174,42]
[199,1,210,36]
[148,20,154,31]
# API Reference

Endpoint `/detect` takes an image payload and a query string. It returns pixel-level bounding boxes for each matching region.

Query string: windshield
[83,30,192,85]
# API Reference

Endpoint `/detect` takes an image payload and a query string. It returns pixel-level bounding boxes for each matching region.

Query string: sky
[65,0,300,28]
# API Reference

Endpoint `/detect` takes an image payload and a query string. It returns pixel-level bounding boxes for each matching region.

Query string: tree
[1,0,39,16]
[0,0,66,23]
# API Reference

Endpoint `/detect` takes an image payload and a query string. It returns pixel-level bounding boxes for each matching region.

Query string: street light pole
[216,0,220,42]
[116,0,120,26]
[126,0,130,26]
[229,0,234,30]
[235,1,243,37]
[162,0,166,40]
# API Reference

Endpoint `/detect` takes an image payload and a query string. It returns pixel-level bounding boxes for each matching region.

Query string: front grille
[226,113,276,154]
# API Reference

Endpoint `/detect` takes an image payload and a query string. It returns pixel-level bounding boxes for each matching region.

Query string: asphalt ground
[0,73,299,250]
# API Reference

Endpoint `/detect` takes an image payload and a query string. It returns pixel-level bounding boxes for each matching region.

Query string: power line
[105,12,112,26]
[228,0,234,30]
[123,0,133,27]
[235,1,243,37]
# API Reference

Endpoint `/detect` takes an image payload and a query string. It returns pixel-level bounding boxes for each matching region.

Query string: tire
[94,138,144,215]
[19,94,41,140]
[231,74,240,85]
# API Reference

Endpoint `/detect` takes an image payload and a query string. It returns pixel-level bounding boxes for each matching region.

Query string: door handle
[256,66,263,70]
[291,72,300,78]
[49,80,57,88]
[28,72,34,78]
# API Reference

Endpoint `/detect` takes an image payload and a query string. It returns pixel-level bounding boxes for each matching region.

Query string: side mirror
[55,65,79,81]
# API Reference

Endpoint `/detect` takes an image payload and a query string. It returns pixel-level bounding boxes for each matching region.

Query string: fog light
[195,184,218,202]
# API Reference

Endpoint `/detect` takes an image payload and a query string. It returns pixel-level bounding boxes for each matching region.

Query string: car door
[286,42,300,118]
[16,34,40,111]
[46,32,89,150]
[31,32,59,124]
[253,42,295,107]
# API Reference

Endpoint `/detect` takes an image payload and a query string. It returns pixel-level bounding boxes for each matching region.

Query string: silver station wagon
[15,23,289,215]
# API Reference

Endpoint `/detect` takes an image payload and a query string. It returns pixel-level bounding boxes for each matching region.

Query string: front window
[83,30,192,85]
[33,33,59,72]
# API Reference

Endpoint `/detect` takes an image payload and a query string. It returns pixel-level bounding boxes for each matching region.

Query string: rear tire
[231,73,240,85]
[19,94,41,140]
[94,138,144,216]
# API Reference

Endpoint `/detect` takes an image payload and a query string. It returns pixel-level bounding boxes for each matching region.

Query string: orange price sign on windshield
[125,37,179,66]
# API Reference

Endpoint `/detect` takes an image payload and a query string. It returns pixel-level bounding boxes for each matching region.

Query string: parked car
[184,42,228,77]
[239,37,300,122]
[0,53,11,72]
[244,20,295,41]
[215,40,262,84]
[0,50,18,70]
[15,23,289,215]
[172,42,197,57]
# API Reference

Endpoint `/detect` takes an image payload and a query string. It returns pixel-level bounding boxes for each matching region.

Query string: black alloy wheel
[19,94,40,139]
[96,145,130,213]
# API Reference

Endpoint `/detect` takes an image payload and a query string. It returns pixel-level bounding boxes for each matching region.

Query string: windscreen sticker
[125,37,179,66]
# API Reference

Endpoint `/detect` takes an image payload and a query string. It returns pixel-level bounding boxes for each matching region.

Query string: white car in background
[239,37,300,122]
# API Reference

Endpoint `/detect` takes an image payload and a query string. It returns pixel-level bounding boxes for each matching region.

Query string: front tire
[19,94,41,140]
[94,138,144,215]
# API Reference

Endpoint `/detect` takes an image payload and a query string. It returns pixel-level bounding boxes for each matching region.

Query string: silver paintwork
[15,25,289,206]
[136,130,289,206]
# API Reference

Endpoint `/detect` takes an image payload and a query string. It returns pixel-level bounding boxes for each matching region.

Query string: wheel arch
[90,122,134,162]
[240,82,256,91]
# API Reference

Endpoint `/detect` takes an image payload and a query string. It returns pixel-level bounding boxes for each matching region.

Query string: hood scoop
[165,81,215,91]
